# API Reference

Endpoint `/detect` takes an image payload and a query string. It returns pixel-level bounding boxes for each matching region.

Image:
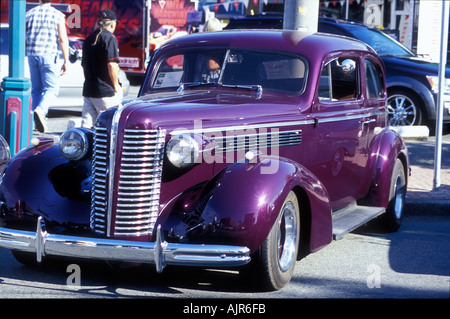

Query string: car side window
[318,57,359,102]
[365,59,385,99]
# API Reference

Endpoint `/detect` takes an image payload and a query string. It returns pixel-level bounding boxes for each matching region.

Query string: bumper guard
[0,217,251,272]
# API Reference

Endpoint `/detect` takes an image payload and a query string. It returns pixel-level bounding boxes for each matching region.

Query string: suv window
[318,57,359,101]
[365,59,384,99]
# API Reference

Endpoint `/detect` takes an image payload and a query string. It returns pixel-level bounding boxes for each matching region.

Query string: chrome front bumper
[0,217,251,272]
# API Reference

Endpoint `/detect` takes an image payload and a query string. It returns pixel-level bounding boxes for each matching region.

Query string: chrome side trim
[317,112,381,124]
[171,120,315,135]
[0,217,251,271]
[170,111,384,135]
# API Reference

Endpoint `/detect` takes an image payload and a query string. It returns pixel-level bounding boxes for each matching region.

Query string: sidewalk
[405,163,450,215]
[37,116,450,216]
[404,132,450,216]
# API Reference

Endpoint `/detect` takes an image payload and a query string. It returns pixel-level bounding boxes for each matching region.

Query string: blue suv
[225,16,450,127]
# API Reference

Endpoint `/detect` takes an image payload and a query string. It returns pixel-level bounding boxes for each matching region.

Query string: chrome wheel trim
[277,201,298,272]
[387,94,417,126]
[393,172,406,219]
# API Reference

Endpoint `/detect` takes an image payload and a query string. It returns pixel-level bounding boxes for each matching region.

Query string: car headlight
[166,134,200,168]
[426,75,450,94]
[59,128,91,161]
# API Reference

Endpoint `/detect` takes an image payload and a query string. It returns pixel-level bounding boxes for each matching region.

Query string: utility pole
[433,0,450,190]
[283,0,319,33]
[0,0,31,156]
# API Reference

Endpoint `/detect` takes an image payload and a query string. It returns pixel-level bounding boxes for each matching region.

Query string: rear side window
[365,59,385,99]
[318,57,359,101]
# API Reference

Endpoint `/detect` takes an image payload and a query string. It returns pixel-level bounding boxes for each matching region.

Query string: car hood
[114,88,308,134]
[381,55,450,77]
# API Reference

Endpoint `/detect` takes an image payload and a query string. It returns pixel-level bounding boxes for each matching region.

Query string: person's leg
[27,55,43,110]
[81,97,99,129]
[33,55,60,133]
[81,94,123,129]
[35,55,60,116]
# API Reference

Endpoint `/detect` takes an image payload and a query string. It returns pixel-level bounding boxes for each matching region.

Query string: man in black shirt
[81,9,122,128]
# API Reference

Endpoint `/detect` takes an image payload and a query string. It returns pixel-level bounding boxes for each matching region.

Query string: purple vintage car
[0,30,408,290]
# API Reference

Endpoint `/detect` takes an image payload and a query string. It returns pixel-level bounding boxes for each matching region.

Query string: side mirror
[340,59,356,73]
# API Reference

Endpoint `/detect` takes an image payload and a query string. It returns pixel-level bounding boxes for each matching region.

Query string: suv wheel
[387,89,424,126]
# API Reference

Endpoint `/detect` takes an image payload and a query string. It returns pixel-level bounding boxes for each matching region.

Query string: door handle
[360,118,376,125]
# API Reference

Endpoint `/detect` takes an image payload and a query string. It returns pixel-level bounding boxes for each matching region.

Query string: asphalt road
[0,215,448,300]
[407,131,450,166]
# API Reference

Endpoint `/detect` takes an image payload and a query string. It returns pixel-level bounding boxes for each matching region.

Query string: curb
[390,125,429,141]
[405,199,450,216]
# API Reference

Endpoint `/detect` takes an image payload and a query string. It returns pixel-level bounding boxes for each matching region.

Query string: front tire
[244,191,300,291]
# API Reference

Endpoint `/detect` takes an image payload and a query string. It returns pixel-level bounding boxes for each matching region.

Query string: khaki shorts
[81,91,123,129]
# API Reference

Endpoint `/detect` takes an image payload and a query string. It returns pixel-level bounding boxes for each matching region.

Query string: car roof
[224,15,377,37]
[158,29,376,62]
[225,15,362,29]
[225,14,283,29]
[318,18,377,36]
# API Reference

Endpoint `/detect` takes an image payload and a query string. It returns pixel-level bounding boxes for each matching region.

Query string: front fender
[159,156,332,254]
[0,137,91,231]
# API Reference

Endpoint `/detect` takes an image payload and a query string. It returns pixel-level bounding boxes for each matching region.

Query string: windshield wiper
[177,82,217,92]
[178,82,263,98]
[222,84,263,98]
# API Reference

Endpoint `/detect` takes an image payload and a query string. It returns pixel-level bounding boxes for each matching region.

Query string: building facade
[199,0,449,63]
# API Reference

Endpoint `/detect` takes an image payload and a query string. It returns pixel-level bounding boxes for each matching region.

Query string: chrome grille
[214,130,302,153]
[90,126,108,235]
[115,129,165,236]
[90,125,166,237]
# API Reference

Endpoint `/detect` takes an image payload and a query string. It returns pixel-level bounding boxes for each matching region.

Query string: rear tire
[383,159,406,232]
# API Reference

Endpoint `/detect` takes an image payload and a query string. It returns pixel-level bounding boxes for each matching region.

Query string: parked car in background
[0,135,10,171]
[0,24,130,110]
[225,15,450,127]
[150,25,189,53]
[0,30,408,291]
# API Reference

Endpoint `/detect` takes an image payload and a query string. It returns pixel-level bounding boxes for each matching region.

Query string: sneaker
[34,109,47,133]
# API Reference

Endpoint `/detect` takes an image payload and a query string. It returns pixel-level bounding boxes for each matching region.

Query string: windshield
[345,25,414,57]
[143,49,308,95]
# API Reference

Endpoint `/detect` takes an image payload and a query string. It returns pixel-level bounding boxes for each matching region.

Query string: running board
[332,204,385,240]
